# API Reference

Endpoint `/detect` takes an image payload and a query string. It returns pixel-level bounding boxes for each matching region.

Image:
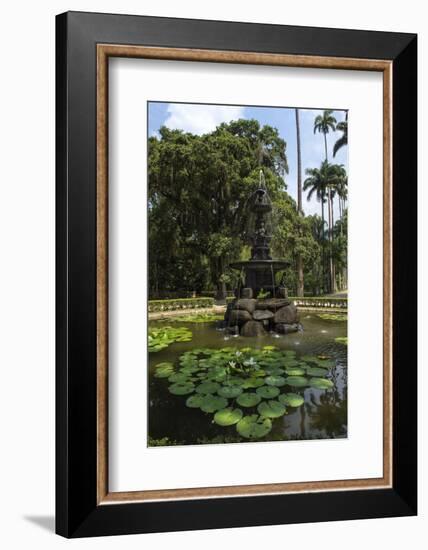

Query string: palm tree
[333,113,348,157]
[304,160,345,292]
[295,108,304,297]
[303,163,328,292]
[303,164,328,228]
[313,110,337,161]
[313,110,337,292]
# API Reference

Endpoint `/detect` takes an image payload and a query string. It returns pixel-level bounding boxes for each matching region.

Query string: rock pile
[225,290,300,336]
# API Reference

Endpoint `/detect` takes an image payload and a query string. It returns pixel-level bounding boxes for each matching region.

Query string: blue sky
[148,102,348,217]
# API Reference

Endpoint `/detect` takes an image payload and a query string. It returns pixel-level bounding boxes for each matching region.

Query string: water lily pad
[242,377,265,389]
[180,365,199,374]
[310,377,334,390]
[228,376,246,386]
[265,375,286,387]
[218,385,243,398]
[168,382,195,395]
[208,367,228,382]
[306,367,329,377]
[335,336,348,346]
[154,363,175,378]
[279,393,304,407]
[214,407,243,426]
[236,415,272,439]
[236,392,261,408]
[258,400,286,418]
[155,361,174,369]
[185,394,205,408]
[195,381,220,394]
[264,366,284,376]
[318,313,347,322]
[168,372,189,383]
[315,359,335,368]
[200,395,228,413]
[300,355,318,363]
[263,345,278,351]
[285,367,306,376]
[252,369,267,378]
[148,326,193,352]
[285,376,308,387]
[256,385,280,399]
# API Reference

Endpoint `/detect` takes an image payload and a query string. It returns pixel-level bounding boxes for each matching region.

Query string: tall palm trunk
[295,108,304,297]
[323,132,335,293]
[321,195,326,293]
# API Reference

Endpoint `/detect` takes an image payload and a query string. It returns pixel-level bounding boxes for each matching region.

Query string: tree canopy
[148,118,347,298]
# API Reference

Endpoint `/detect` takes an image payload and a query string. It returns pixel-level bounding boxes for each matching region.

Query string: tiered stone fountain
[225,175,300,337]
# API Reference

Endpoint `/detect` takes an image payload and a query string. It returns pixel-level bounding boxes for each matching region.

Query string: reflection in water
[148,313,347,445]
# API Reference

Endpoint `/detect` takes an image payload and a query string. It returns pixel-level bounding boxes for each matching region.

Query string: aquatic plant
[151,346,337,442]
[335,336,348,346]
[148,326,192,352]
[169,313,224,323]
[318,313,347,322]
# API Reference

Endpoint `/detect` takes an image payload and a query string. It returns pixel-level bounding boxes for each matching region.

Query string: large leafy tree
[148,120,288,298]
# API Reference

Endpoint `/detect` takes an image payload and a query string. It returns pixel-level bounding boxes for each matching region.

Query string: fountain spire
[226,171,300,336]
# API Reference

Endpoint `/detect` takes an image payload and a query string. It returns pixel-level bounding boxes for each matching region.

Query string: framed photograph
[56,11,417,537]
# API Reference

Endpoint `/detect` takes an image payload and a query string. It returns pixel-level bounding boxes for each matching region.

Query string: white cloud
[164,103,245,135]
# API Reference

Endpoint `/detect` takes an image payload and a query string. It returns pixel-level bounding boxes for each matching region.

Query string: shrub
[148,297,214,313]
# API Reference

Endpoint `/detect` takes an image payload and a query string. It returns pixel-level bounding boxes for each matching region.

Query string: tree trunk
[215,257,227,302]
[327,188,334,293]
[295,108,304,297]
[321,197,326,294]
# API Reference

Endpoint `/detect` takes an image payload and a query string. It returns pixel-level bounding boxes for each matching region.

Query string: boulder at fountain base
[229,309,253,325]
[252,309,274,321]
[275,323,299,334]
[240,320,267,337]
[273,303,299,324]
[256,298,290,311]
[233,298,257,313]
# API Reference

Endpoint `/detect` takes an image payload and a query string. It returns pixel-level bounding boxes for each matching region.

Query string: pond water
[148,313,347,446]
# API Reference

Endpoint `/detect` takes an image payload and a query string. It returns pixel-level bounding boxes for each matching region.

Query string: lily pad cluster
[318,313,347,322]
[148,326,192,352]
[153,346,336,440]
[335,336,348,346]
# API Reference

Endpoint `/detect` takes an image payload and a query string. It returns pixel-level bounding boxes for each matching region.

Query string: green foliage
[169,312,224,323]
[309,378,334,390]
[318,312,347,321]
[148,326,192,352]
[279,393,304,407]
[236,392,262,408]
[236,415,272,439]
[148,120,289,297]
[256,288,270,299]
[152,346,337,443]
[335,336,348,346]
[214,407,243,426]
[257,400,286,418]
